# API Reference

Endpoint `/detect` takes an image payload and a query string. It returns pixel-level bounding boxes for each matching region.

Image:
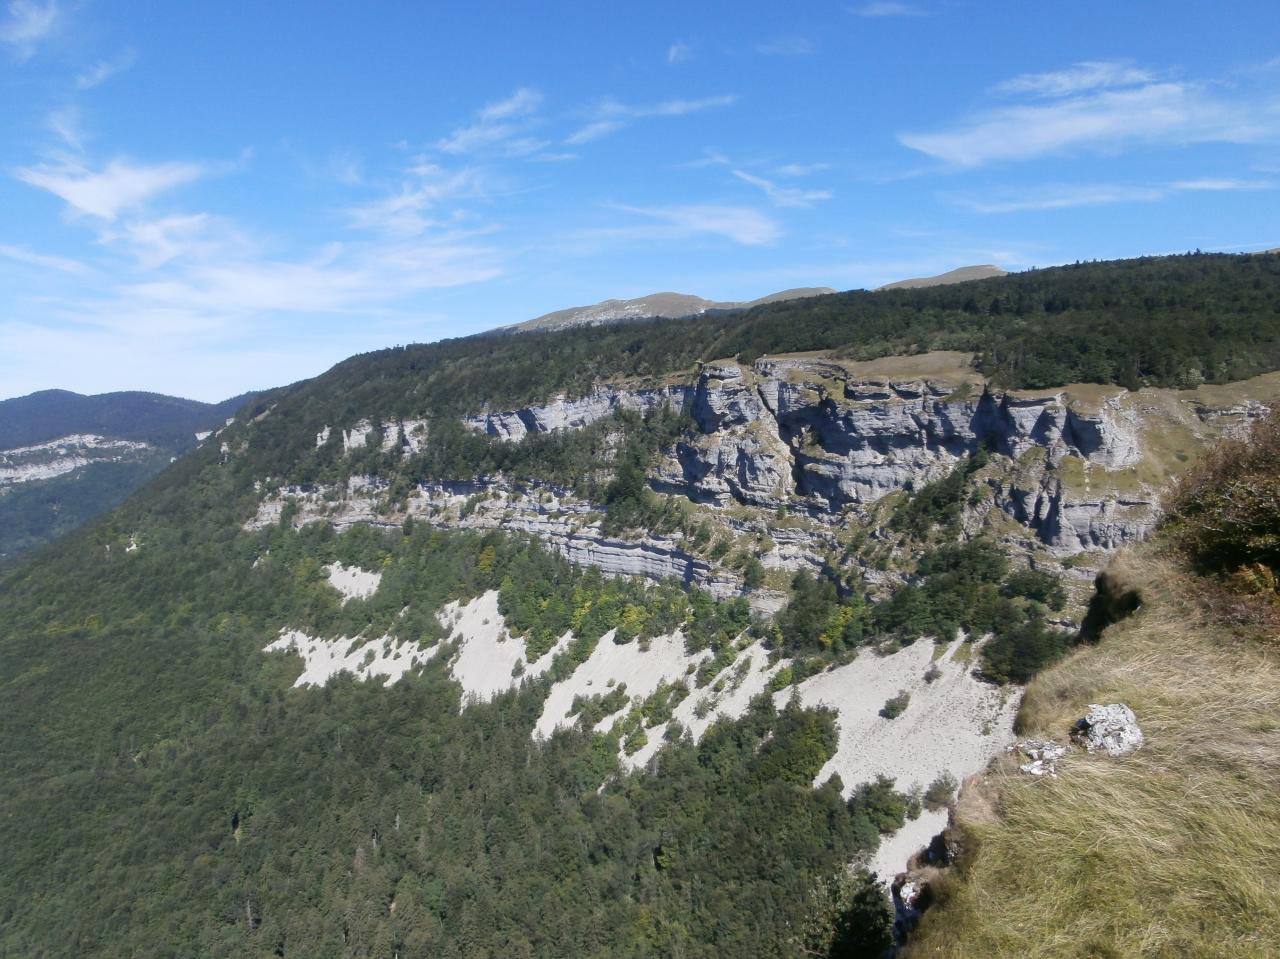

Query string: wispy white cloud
[46,105,85,150]
[345,163,493,236]
[1172,177,1273,191]
[2,209,504,399]
[0,0,59,60]
[101,213,252,269]
[327,150,366,186]
[755,37,813,56]
[16,158,207,220]
[732,169,832,208]
[674,149,731,171]
[565,94,736,145]
[954,177,1274,213]
[3,116,514,399]
[775,162,830,177]
[585,203,781,246]
[955,184,1165,214]
[851,2,924,17]
[608,94,737,119]
[667,41,692,64]
[565,120,625,145]
[900,80,1271,167]
[437,87,544,154]
[116,238,500,317]
[76,48,137,89]
[0,242,87,274]
[993,61,1155,99]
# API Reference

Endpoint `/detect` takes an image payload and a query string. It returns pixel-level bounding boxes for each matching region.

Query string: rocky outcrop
[1073,703,1144,756]
[1012,739,1069,777]
[465,385,690,441]
[314,419,429,455]
[255,360,1273,598]
[0,433,152,485]
[246,478,776,610]
[997,476,1156,553]
[463,358,1157,555]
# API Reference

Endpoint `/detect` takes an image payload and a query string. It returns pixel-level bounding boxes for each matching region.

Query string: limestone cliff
[250,352,1278,602]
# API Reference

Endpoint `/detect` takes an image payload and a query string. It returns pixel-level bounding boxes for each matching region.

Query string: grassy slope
[905,551,1280,958]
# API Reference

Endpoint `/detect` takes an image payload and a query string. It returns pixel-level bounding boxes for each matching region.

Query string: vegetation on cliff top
[236,252,1280,484]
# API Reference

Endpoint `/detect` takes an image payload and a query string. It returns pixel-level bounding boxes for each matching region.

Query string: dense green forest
[0,455,172,563]
[0,491,893,956]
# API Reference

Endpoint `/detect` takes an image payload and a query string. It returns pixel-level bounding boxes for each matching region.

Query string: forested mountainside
[1,253,1278,957]
[0,389,253,562]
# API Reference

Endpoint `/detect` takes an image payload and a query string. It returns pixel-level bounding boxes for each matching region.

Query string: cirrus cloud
[900,79,1271,167]
[17,159,208,220]
[582,203,781,247]
[0,0,59,60]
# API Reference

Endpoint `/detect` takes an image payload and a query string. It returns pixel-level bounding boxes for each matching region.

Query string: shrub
[623,727,648,756]
[768,665,795,692]
[796,870,894,959]
[849,775,908,834]
[905,784,923,821]
[979,620,1071,684]
[1001,568,1067,610]
[1166,409,1280,584]
[924,770,958,812]
[923,663,942,684]
[880,690,910,719]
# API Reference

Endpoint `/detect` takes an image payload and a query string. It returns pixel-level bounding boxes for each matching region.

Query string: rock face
[250,355,1277,601]
[0,433,152,485]
[246,479,775,610]
[465,357,1159,555]
[1073,703,1144,756]
[464,386,690,441]
[314,419,429,454]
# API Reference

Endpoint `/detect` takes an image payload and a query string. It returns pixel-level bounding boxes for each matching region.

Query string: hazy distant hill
[0,389,253,561]
[507,287,836,332]
[0,389,252,450]
[876,264,1007,291]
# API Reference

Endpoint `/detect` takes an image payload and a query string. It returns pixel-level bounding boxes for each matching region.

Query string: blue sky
[2,0,1278,401]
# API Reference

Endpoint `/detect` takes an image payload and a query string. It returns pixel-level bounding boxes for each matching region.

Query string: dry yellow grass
[905,551,1280,959]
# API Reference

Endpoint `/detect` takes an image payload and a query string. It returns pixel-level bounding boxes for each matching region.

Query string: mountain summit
[506,287,836,333]
[876,264,1008,291]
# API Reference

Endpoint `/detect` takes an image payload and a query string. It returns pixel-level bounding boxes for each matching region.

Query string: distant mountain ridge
[0,388,254,562]
[876,264,1008,291]
[0,389,253,450]
[506,287,836,332]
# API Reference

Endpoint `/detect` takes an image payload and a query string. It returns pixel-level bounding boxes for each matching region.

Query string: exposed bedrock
[465,385,692,440]
[457,360,1155,554]
[994,475,1156,553]
[247,479,775,609]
